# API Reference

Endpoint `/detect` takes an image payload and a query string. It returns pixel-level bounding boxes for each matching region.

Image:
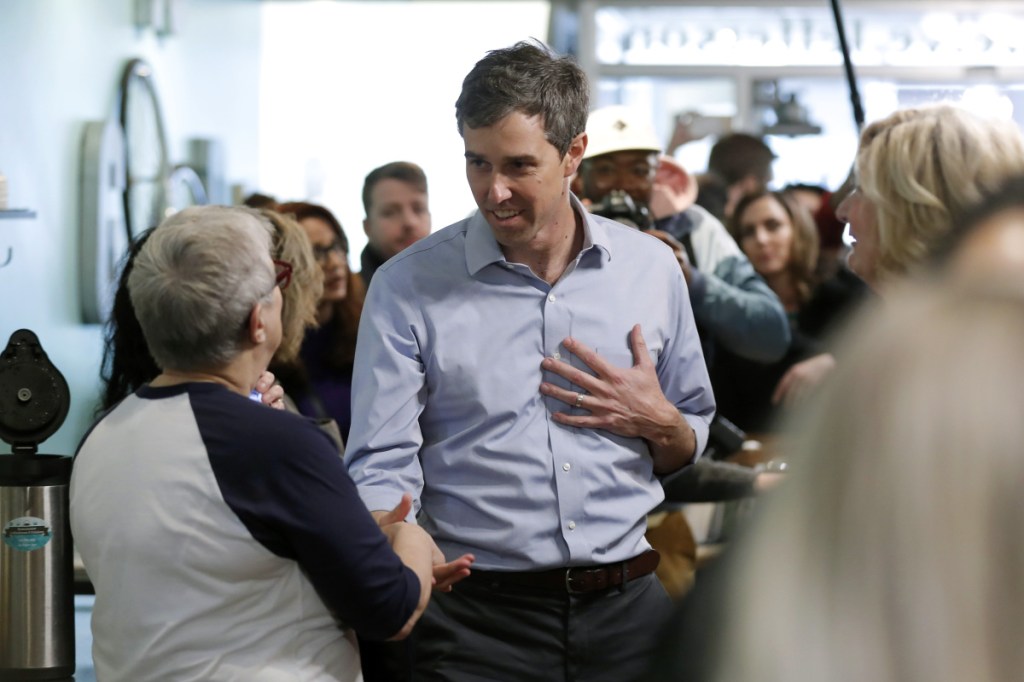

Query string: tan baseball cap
[583,105,662,160]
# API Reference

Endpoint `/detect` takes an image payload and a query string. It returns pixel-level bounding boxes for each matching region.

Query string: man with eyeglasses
[573,107,791,598]
[359,161,432,286]
[576,106,789,367]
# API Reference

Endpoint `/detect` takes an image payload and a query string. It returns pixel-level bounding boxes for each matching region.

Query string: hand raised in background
[645,228,693,285]
[772,352,836,408]
[254,370,286,409]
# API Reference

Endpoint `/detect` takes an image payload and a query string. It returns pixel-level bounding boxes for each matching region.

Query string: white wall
[0,0,264,455]
[257,1,551,260]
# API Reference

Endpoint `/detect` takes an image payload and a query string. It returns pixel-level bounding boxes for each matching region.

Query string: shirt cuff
[682,412,711,463]
[358,487,419,523]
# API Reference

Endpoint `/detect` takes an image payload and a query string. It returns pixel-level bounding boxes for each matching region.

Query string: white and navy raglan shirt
[70,382,420,682]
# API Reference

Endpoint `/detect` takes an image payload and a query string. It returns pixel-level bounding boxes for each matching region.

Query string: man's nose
[402,207,425,229]
[488,175,512,204]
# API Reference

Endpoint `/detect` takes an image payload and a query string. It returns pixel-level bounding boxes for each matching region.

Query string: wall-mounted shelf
[0,209,37,220]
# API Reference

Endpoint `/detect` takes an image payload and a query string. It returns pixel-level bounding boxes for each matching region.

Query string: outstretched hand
[376,493,474,592]
[431,549,474,593]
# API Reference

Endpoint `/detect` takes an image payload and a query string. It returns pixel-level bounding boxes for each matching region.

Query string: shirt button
[568,521,576,530]
[552,351,561,360]
[548,294,556,303]
[562,462,571,472]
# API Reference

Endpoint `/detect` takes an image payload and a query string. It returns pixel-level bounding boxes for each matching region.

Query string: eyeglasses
[312,240,346,264]
[273,259,293,291]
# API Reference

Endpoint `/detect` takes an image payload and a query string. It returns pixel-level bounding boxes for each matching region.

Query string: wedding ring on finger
[574,392,585,408]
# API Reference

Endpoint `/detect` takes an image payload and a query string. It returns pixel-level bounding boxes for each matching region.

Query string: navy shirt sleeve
[192,388,421,641]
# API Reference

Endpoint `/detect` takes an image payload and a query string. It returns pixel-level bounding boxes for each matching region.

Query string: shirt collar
[464,194,612,276]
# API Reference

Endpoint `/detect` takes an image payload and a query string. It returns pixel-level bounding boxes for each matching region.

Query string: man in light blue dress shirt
[345,40,715,681]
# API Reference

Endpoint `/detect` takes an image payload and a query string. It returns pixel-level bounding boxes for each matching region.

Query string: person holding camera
[573,107,791,597]
[574,106,789,369]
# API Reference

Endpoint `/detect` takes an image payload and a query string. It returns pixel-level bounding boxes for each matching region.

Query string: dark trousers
[413,572,672,681]
[359,635,415,682]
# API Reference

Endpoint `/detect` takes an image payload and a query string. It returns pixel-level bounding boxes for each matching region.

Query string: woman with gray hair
[97,206,321,413]
[70,206,472,682]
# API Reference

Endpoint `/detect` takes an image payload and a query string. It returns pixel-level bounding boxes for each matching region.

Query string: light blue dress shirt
[344,197,715,571]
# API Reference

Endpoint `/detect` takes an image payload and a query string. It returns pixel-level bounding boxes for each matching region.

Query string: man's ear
[248,301,268,345]
[564,132,587,177]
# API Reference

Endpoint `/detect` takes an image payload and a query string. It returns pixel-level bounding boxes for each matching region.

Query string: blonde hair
[855,105,1024,285]
[260,209,322,363]
[711,277,1024,681]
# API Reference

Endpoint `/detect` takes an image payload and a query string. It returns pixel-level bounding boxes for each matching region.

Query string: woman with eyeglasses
[273,201,366,444]
[73,206,468,681]
[98,207,322,413]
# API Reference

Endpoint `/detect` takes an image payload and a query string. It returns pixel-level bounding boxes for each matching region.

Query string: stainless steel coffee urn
[0,329,74,680]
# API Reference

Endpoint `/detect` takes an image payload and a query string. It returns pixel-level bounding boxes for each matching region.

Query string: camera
[589,189,652,230]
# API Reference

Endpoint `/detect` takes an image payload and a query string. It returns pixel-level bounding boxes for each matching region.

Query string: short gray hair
[128,205,275,372]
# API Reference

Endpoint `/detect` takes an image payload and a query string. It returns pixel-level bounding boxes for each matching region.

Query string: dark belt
[464,550,660,595]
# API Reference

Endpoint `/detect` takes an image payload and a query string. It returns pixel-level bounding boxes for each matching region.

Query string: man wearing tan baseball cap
[576,105,789,366]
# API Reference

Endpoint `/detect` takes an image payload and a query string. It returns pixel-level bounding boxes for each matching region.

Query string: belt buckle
[565,568,585,594]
